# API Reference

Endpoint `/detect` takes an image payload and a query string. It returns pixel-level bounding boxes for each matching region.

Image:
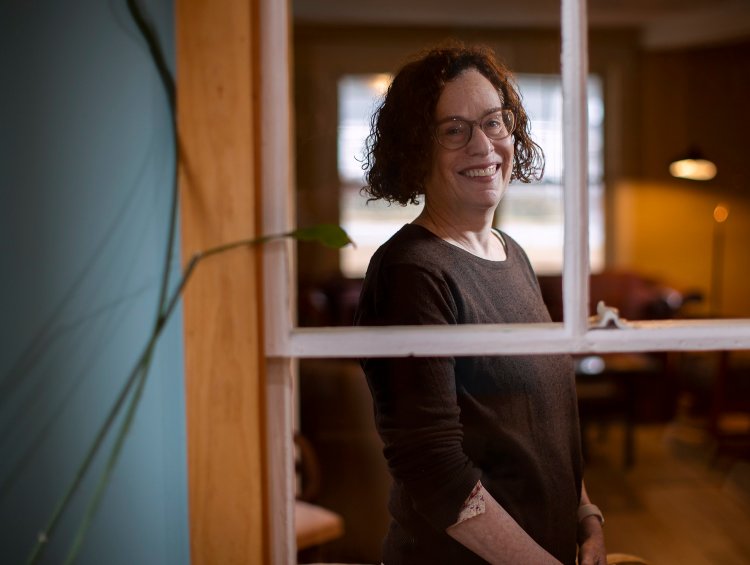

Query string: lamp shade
[669,147,717,181]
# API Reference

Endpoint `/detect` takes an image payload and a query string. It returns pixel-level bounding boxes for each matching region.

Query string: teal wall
[0,1,189,563]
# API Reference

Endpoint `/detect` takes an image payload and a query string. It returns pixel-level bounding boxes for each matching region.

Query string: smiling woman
[353,45,605,565]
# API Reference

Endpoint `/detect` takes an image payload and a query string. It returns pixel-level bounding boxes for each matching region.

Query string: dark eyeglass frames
[434,109,515,150]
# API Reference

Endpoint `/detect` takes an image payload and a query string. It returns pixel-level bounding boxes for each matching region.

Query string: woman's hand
[577,515,606,565]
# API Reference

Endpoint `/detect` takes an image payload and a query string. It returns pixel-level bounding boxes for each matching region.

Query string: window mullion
[261,0,295,357]
[561,0,591,338]
[286,321,750,357]
[260,0,295,563]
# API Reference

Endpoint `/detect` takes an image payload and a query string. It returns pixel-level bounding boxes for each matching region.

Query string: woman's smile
[461,163,501,178]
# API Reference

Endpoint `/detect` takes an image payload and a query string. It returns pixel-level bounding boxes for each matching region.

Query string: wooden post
[176,0,267,563]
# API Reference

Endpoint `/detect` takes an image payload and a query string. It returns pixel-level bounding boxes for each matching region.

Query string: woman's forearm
[577,480,607,565]
[445,483,562,565]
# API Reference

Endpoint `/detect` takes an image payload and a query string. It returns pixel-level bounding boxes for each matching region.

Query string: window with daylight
[337,73,421,278]
[337,73,604,278]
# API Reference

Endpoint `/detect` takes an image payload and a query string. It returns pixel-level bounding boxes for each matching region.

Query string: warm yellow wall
[619,38,750,318]
[611,180,750,318]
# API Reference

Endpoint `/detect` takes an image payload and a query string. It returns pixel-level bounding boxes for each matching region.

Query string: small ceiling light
[669,147,717,181]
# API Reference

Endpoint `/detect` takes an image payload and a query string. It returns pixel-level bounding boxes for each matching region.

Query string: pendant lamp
[669,147,717,181]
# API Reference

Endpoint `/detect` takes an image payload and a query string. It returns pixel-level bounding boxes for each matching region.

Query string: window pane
[495,74,604,275]
[338,74,423,278]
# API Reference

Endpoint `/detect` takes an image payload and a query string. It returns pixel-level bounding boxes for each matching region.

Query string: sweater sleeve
[361,262,482,531]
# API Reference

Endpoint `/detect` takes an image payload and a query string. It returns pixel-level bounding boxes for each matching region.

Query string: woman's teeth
[463,165,497,177]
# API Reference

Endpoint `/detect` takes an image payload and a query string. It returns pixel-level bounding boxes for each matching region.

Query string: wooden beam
[176,0,267,563]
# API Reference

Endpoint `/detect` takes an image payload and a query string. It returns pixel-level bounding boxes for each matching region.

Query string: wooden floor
[583,421,750,565]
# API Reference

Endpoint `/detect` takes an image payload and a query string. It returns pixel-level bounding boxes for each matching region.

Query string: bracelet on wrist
[577,503,604,526]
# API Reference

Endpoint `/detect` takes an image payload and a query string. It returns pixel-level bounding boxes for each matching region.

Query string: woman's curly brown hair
[363,43,544,206]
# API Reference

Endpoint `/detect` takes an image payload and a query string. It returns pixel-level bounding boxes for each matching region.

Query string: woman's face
[424,69,514,216]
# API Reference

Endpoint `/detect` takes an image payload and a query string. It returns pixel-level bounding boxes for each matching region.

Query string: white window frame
[260,0,750,562]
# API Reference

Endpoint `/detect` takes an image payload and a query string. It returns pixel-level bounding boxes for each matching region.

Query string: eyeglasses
[434,109,515,150]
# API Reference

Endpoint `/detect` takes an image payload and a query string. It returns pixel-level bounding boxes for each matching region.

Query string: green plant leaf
[288,224,354,249]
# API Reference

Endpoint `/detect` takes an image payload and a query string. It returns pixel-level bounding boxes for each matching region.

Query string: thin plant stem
[125,0,179,321]
[63,356,153,565]
[25,336,155,564]
[24,231,325,564]
[57,233,295,562]
[27,2,182,563]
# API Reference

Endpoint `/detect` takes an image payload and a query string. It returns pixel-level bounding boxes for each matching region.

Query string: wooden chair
[295,500,344,552]
[294,434,345,562]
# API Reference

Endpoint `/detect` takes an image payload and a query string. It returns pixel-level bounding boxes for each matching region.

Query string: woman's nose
[466,124,493,155]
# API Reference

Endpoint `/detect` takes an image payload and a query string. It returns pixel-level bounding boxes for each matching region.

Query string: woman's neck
[413,207,506,261]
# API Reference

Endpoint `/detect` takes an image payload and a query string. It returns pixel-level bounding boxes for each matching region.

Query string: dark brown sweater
[355,224,583,565]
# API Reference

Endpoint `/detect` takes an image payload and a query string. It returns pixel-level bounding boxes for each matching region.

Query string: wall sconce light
[669,147,717,181]
[710,203,730,315]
